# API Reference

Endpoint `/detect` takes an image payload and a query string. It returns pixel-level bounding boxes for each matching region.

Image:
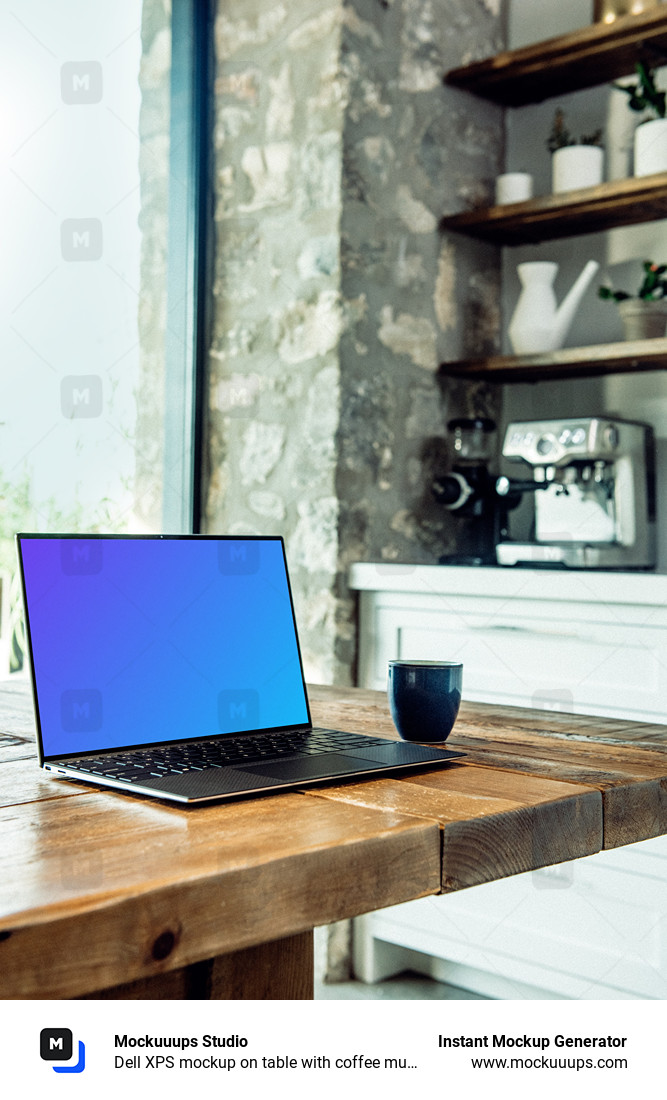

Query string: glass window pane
[0,0,183,672]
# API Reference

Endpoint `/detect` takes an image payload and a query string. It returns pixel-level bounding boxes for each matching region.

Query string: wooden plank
[453,713,667,763]
[81,932,314,1000]
[438,339,667,384]
[440,175,667,246]
[445,9,667,107]
[457,699,667,745]
[310,684,400,738]
[452,702,667,847]
[0,758,91,807]
[310,765,602,891]
[0,737,34,765]
[79,958,213,999]
[445,732,667,849]
[0,791,439,998]
[311,682,667,746]
[311,684,667,848]
[0,679,36,741]
[2,679,666,997]
[209,932,314,1000]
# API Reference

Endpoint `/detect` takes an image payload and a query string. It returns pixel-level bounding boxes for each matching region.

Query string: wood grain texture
[311,685,667,849]
[1,679,666,997]
[445,9,667,107]
[0,678,37,737]
[309,766,602,890]
[440,175,667,246]
[0,758,89,808]
[438,339,667,384]
[81,933,314,1000]
[208,932,314,1000]
[0,786,439,998]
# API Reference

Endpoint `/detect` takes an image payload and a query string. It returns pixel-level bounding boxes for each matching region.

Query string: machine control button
[603,424,620,450]
[536,435,555,456]
[558,428,572,446]
[571,427,587,446]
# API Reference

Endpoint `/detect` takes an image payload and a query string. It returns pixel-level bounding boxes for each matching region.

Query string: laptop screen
[17,535,311,760]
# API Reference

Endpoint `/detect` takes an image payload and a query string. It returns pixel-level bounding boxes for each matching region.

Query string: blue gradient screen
[18,536,310,758]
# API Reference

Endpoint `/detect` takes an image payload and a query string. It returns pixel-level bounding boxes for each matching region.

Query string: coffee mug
[387,660,463,743]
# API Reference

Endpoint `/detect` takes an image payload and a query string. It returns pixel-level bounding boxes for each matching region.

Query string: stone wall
[203,0,504,686]
[205,0,346,684]
[334,0,504,678]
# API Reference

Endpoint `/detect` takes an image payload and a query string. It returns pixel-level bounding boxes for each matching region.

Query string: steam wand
[495,476,552,498]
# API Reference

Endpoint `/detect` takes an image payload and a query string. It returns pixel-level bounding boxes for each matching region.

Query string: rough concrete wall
[335,0,504,678]
[203,0,504,686]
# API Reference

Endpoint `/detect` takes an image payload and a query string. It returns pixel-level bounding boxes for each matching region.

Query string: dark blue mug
[387,660,463,743]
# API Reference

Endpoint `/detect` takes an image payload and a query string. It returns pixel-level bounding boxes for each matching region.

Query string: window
[0,0,208,671]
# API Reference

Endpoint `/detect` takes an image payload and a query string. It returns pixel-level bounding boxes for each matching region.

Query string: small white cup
[495,172,533,205]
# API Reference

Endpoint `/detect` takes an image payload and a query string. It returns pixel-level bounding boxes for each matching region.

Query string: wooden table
[1,678,666,1000]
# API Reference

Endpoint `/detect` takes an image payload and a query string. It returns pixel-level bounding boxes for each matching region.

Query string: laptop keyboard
[60,728,388,785]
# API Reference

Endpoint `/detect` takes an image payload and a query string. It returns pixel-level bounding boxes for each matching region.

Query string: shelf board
[439,173,667,245]
[439,338,667,383]
[445,9,667,107]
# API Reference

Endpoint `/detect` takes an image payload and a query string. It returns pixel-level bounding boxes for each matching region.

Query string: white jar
[552,145,604,193]
[495,172,533,205]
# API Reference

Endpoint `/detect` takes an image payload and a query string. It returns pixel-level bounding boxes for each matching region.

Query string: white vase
[606,81,640,180]
[508,259,599,355]
[552,145,604,193]
[634,118,667,177]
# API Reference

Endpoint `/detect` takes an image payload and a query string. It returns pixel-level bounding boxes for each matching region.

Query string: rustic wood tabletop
[0,678,665,999]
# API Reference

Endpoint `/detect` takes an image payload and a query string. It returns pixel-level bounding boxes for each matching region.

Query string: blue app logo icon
[61,540,103,575]
[61,689,103,733]
[218,689,260,729]
[218,541,260,574]
[40,1028,86,1073]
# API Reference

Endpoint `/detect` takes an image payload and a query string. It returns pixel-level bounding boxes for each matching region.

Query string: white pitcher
[508,260,600,355]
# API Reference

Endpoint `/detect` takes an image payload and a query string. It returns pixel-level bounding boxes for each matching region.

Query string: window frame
[163,0,212,533]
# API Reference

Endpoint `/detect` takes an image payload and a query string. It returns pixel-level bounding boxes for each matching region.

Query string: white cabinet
[353,563,667,720]
[350,563,667,999]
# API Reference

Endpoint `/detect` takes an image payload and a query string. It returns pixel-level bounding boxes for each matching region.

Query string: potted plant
[613,61,667,176]
[599,260,667,339]
[547,109,604,192]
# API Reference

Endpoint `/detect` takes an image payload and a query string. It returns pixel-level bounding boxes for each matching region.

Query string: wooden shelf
[445,9,667,107]
[440,173,667,245]
[439,338,667,383]
[442,11,667,384]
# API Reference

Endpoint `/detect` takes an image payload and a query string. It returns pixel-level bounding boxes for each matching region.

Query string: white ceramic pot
[617,299,667,340]
[495,172,533,205]
[634,118,667,177]
[552,145,604,193]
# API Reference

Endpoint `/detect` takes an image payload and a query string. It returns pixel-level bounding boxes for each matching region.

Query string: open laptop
[16,534,463,804]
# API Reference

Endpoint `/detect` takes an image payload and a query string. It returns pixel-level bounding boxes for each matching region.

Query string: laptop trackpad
[242,753,381,781]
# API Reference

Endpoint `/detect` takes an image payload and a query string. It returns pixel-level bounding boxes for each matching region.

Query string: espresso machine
[495,416,656,569]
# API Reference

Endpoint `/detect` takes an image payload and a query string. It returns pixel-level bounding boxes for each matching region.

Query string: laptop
[16,533,463,804]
